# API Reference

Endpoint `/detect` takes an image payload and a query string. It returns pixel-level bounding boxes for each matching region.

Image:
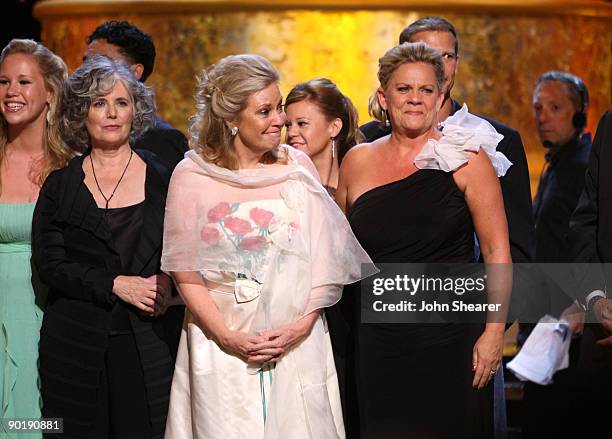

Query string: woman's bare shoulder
[453,148,497,193]
[341,140,384,170]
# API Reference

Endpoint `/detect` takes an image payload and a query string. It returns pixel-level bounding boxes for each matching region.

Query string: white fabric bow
[414,104,512,177]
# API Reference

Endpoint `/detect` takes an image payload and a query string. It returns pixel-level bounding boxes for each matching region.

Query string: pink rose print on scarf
[200,226,220,246]
[249,207,274,228]
[223,216,252,235]
[207,202,231,223]
[239,235,268,252]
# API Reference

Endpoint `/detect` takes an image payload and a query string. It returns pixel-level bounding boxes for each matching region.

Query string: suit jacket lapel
[129,150,168,275]
[55,152,113,245]
[449,99,462,117]
[56,149,167,275]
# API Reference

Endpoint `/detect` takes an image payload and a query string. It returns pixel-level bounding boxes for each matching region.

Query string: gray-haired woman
[32,56,176,438]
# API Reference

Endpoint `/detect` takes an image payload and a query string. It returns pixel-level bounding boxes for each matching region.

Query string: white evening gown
[164,199,345,439]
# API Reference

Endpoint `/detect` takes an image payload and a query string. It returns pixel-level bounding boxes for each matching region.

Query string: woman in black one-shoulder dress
[337,43,512,438]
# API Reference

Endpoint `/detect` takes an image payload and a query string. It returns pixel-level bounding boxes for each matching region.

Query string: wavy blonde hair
[190,54,286,170]
[0,39,75,190]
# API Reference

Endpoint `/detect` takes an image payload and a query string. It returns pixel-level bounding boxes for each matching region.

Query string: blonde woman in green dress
[0,39,73,436]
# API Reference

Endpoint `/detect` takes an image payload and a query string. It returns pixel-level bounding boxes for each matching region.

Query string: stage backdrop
[34,0,612,193]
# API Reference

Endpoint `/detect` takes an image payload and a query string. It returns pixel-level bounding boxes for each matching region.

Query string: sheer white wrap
[414,104,512,177]
[162,147,374,438]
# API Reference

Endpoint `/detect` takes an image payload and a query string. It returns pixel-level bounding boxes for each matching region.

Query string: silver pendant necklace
[90,149,134,211]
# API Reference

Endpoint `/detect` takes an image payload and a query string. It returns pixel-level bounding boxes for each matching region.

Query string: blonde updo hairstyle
[368,42,445,124]
[0,39,74,189]
[190,54,284,169]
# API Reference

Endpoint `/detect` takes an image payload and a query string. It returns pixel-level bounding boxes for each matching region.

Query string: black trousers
[92,332,151,439]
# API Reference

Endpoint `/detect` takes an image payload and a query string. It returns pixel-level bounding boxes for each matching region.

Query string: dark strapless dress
[348,169,493,439]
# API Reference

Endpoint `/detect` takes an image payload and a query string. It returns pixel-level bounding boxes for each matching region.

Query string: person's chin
[2,113,31,126]
[538,136,559,148]
[92,136,130,149]
[264,134,281,147]
[402,118,424,128]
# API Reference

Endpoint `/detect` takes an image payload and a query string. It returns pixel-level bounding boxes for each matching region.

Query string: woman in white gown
[162,54,374,439]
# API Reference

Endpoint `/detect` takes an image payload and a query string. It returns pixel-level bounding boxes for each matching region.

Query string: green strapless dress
[0,203,43,439]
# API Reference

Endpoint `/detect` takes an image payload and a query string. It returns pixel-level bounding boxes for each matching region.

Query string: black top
[533,134,591,262]
[135,116,188,171]
[104,201,145,333]
[32,149,173,438]
[349,169,475,263]
[360,99,535,263]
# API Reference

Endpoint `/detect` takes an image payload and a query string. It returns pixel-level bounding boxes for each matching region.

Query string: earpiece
[569,76,589,131]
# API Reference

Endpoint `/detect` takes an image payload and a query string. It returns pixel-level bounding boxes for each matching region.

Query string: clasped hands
[112,273,173,316]
[219,311,320,364]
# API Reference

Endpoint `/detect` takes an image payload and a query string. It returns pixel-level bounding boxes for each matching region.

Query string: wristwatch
[577,290,605,312]
[586,292,606,312]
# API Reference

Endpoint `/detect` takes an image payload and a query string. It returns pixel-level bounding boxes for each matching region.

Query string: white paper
[507,315,571,385]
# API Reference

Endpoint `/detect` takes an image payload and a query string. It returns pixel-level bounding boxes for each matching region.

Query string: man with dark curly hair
[84,21,188,171]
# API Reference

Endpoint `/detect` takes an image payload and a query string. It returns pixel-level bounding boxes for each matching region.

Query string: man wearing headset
[532,71,591,266]
[522,71,591,439]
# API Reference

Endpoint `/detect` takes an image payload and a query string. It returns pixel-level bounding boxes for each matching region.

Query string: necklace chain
[90,149,134,210]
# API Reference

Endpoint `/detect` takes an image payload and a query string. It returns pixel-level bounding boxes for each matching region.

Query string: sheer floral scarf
[162,146,374,438]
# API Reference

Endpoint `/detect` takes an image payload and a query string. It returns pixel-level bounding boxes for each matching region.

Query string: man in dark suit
[533,72,591,265]
[84,21,188,170]
[526,71,591,324]
[568,110,612,438]
[84,21,187,360]
[522,71,592,439]
[361,17,535,265]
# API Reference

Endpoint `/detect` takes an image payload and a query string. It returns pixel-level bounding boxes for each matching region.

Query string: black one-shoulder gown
[348,169,493,439]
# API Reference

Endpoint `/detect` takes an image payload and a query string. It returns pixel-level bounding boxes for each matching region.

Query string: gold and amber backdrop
[35,0,612,195]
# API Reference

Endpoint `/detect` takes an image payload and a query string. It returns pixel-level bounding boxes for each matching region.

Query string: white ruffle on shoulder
[414,104,512,177]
